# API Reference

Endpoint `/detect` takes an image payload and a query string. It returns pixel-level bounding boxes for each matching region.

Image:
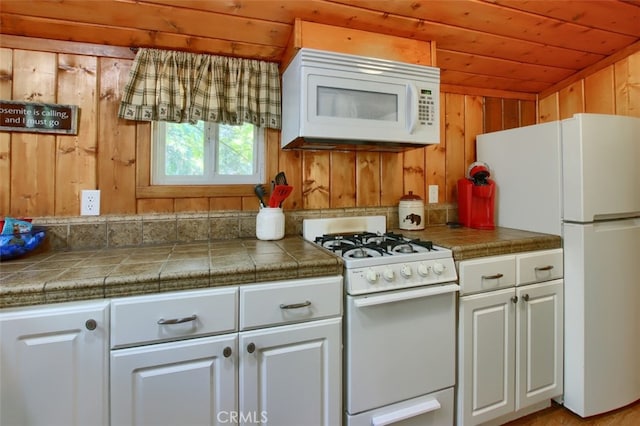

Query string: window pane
[165,121,204,176]
[217,123,254,175]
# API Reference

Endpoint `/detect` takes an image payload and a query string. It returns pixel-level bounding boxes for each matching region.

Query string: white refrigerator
[476,113,640,418]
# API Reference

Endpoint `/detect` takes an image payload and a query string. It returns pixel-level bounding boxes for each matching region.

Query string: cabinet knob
[523,294,530,302]
[511,296,518,304]
[85,319,97,331]
[247,343,256,354]
[223,346,232,358]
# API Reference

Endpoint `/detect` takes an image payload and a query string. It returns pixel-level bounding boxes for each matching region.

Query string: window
[152,121,264,185]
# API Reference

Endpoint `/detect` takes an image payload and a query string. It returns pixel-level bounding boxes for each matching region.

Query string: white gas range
[303,216,458,426]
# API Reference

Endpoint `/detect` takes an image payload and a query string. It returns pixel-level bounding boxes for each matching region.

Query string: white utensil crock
[256,207,285,240]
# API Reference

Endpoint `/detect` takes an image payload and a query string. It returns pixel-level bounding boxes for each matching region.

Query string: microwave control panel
[418,88,437,126]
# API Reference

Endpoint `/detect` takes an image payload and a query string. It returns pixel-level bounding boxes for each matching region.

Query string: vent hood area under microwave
[281,48,441,152]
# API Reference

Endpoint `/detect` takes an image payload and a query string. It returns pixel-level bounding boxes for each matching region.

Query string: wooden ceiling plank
[490,0,640,37]
[438,49,575,83]
[0,14,284,61]
[441,83,537,101]
[539,39,640,98]
[0,0,292,48]
[138,0,308,23]
[0,34,136,59]
[341,0,636,55]
[441,69,551,92]
[1,0,608,70]
[291,1,608,70]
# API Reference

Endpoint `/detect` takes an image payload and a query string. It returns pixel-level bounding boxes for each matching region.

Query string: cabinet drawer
[111,287,238,349]
[240,276,342,330]
[458,255,516,295]
[516,249,563,285]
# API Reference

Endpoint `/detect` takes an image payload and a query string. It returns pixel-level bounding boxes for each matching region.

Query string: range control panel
[345,258,457,295]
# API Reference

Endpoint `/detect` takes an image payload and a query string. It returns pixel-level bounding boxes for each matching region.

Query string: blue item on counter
[0,226,46,261]
[1,217,33,235]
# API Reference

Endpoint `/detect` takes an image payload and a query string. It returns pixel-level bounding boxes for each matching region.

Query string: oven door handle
[353,283,460,307]
[371,397,441,426]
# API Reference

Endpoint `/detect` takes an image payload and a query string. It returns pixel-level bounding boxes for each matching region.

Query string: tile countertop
[0,237,342,309]
[399,225,562,261]
[0,226,561,309]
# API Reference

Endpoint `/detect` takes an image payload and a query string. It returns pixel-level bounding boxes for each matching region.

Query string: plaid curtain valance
[118,48,281,129]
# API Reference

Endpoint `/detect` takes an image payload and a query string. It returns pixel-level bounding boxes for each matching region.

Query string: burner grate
[315,231,435,257]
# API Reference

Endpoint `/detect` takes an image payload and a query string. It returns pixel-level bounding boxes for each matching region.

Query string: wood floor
[505,400,640,425]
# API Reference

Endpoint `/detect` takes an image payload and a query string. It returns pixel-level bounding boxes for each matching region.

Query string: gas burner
[343,246,385,259]
[393,244,416,254]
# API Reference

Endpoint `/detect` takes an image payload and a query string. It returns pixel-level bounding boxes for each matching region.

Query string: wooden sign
[0,100,79,135]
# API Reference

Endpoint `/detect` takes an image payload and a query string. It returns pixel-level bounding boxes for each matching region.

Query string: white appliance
[476,113,640,418]
[303,216,458,425]
[282,48,440,151]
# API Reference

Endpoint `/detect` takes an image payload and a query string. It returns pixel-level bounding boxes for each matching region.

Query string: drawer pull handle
[247,343,256,354]
[481,273,504,280]
[523,294,530,302]
[157,314,197,325]
[279,300,311,310]
[535,265,554,271]
[223,347,232,358]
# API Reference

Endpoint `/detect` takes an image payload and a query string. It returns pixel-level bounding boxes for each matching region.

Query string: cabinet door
[239,317,341,426]
[515,279,564,410]
[0,300,109,426]
[110,334,238,426]
[458,288,516,426]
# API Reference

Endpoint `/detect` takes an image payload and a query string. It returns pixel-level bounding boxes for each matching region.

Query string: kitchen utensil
[274,171,287,186]
[254,184,267,207]
[269,185,293,208]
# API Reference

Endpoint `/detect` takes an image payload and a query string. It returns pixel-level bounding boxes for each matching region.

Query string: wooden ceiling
[1,0,640,97]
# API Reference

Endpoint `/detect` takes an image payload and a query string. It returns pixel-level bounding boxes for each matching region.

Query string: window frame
[151,121,265,186]
[135,122,277,200]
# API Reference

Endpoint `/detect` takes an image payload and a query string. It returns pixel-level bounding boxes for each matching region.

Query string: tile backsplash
[29,204,457,252]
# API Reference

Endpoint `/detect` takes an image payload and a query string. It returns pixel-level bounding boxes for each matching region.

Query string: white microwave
[281,48,440,151]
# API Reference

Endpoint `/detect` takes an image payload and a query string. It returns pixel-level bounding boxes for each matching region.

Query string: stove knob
[418,263,430,277]
[433,262,445,275]
[400,264,412,278]
[366,269,379,283]
[383,268,395,282]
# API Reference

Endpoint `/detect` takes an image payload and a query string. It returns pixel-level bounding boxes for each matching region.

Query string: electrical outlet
[428,185,439,204]
[81,190,101,216]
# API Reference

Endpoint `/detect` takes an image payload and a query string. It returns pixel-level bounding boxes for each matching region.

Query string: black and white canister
[399,191,425,230]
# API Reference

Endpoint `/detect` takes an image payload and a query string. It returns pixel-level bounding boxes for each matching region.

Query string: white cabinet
[239,318,341,426]
[110,334,238,426]
[0,300,110,426]
[457,249,563,426]
[110,276,343,426]
[238,276,343,426]
[459,288,516,424]
[110,286,239,426]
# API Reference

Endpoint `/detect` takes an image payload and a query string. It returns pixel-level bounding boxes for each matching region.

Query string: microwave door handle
[407,83,418,134]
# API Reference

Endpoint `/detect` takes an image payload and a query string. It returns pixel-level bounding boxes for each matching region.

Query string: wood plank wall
[539,50,640,121]
[2,39,638,218]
